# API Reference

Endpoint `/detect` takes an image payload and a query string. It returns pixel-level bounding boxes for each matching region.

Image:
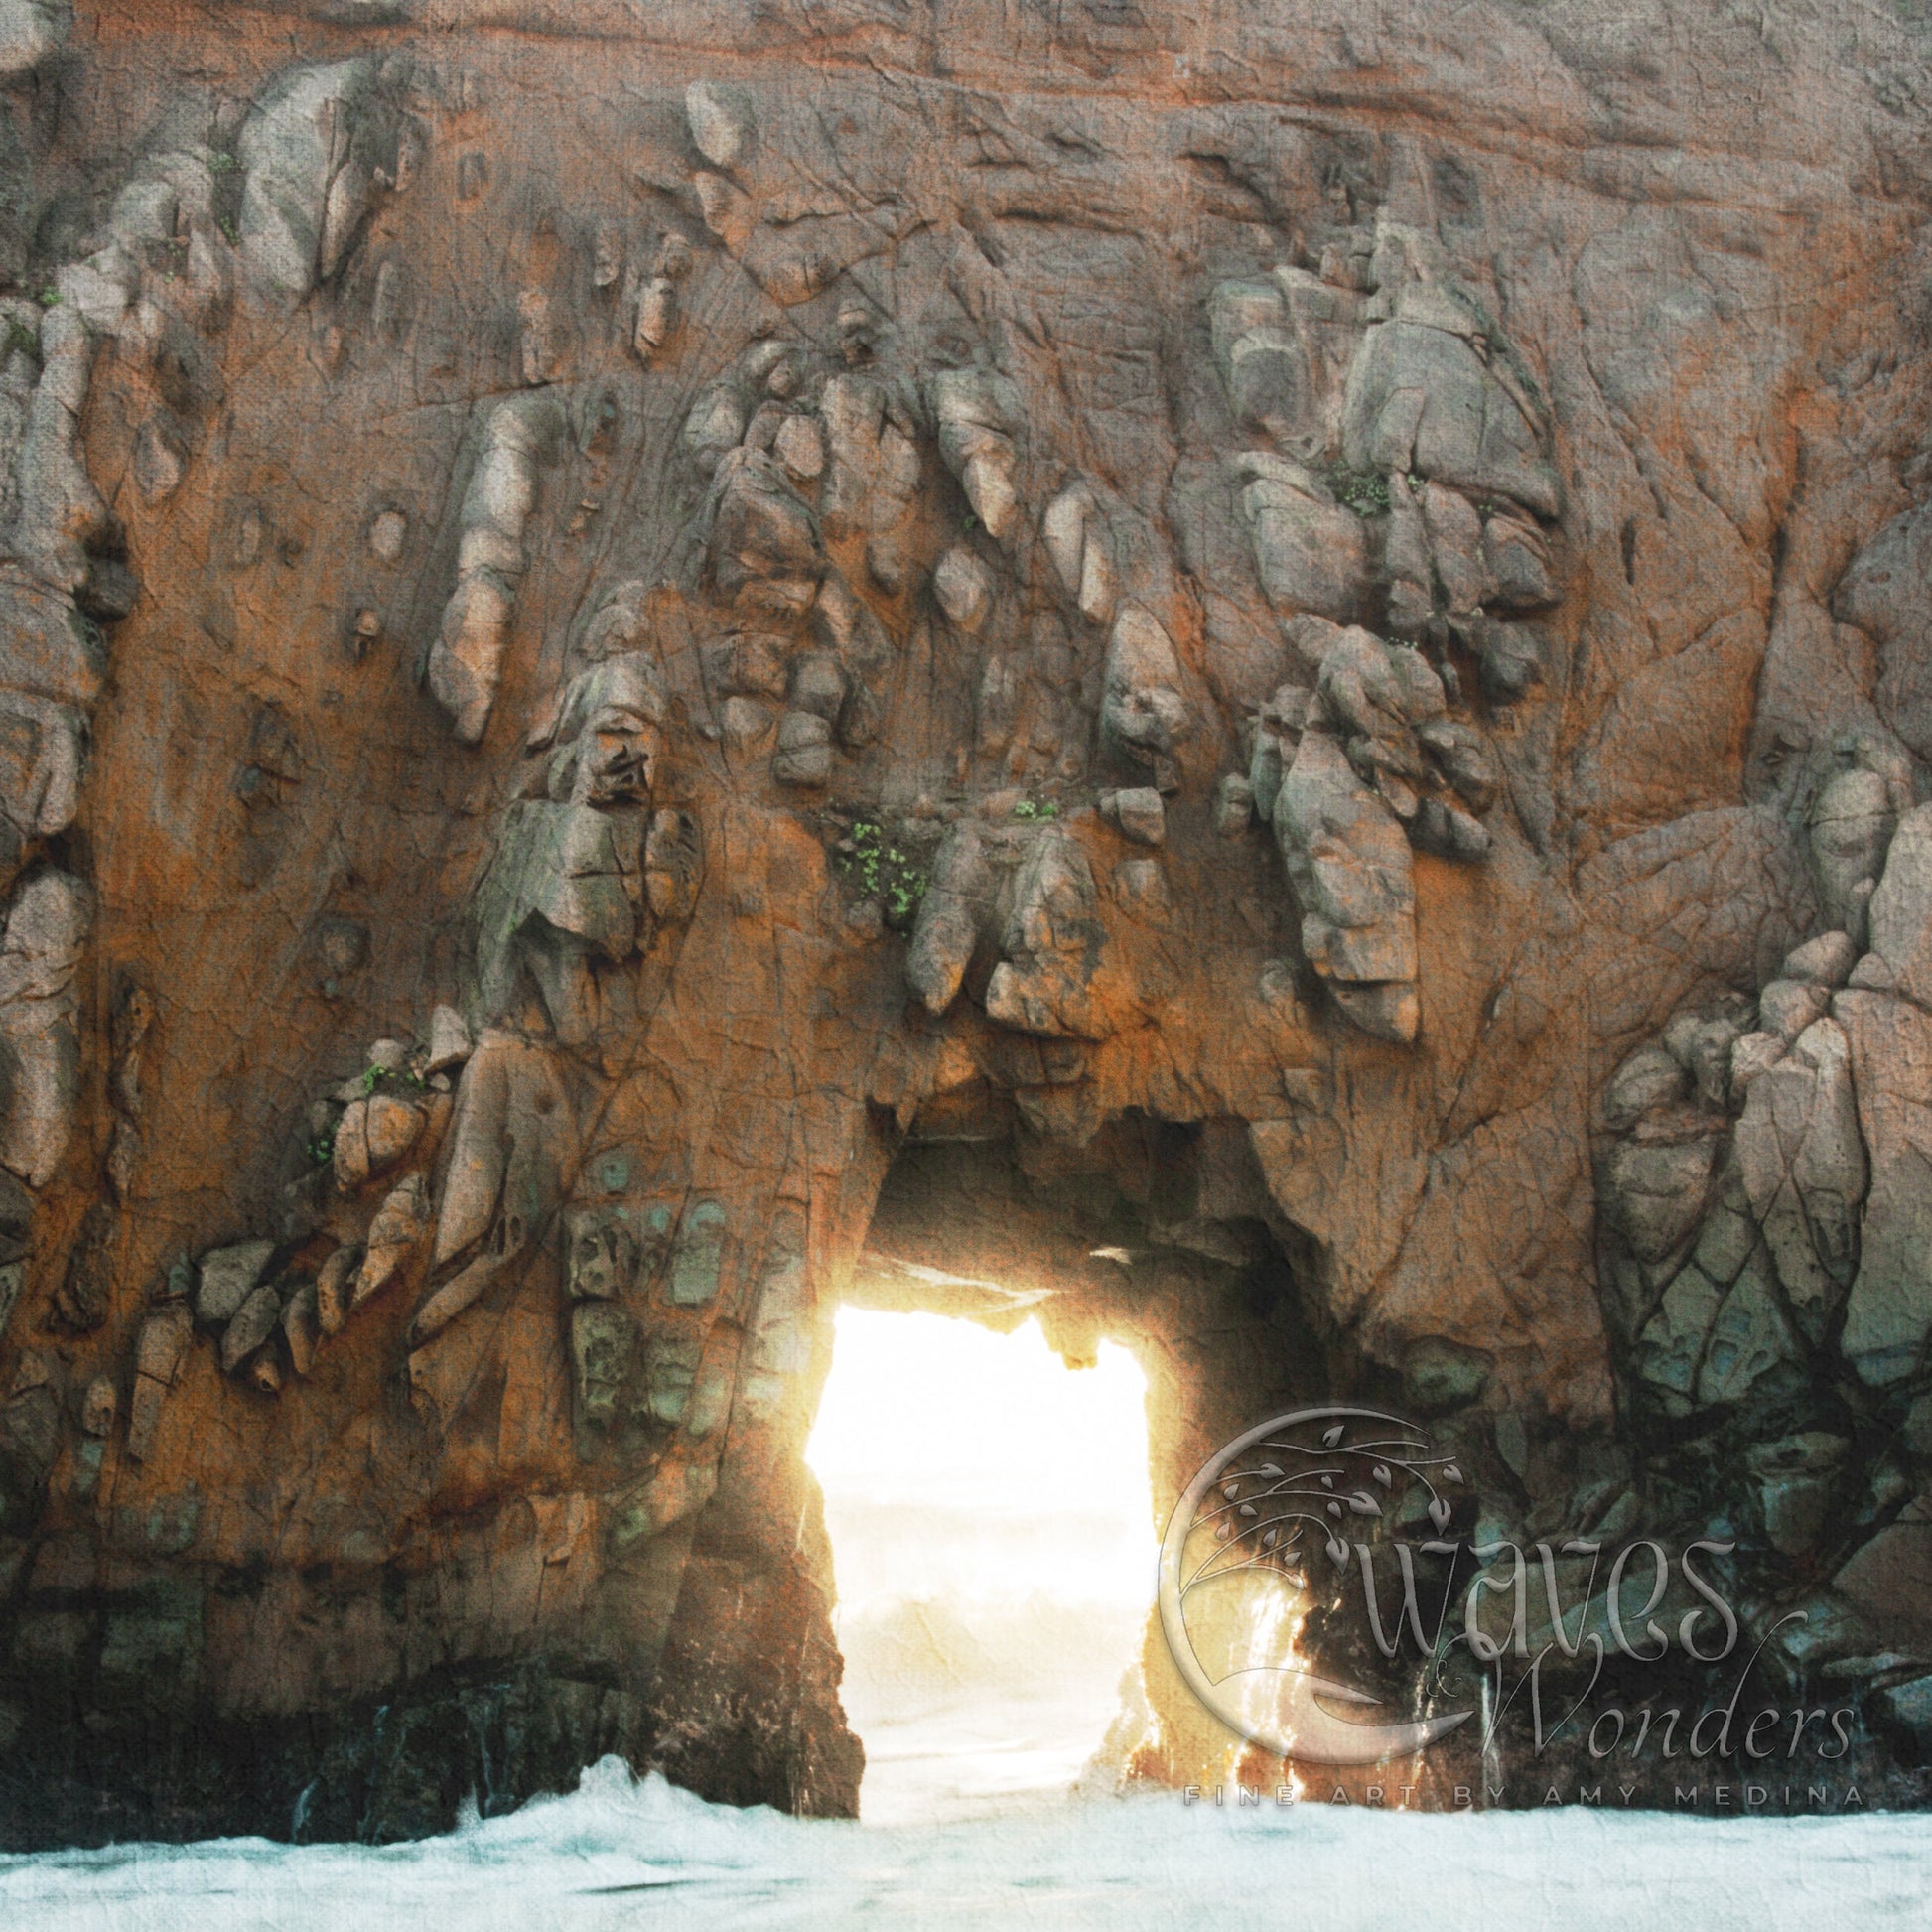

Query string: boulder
[1601,1043,1688,1130]
[0,868,90,1187]
[932,545,993,633]
[194,1240,274,1328]
[1101,786,1165,846]
[927,367,1022,540]
[357,1173,431,1310]
[984,828,1110,1039]
[426,1005,473,1074]
[685,79,754,170]
[237,59,409,301]
[1868,802,1932,1005]
[906,824,996,1017]
[219,1280,283,1375]
[1811,768,1896,946]
[1603,1135,1717,1270]
[1274,727,1417,988]
[1732,1016,1864,1340]
[0,1,66,81]
[1232,454,1366,623]
[1042,483,1117,623]
[1207,280,1305,434]
[1838,991,1932,1384]
[1782,930,1858,987]
[1339,290,1559,519]
[1099,606,1192,786]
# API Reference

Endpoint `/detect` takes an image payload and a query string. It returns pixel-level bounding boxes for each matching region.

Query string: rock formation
[0,0,1930,1843]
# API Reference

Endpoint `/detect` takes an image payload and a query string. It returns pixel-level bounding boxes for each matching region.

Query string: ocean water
[11,1316,1920,1926]
[1,1755,1927,1931]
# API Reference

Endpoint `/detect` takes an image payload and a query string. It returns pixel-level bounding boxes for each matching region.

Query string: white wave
[1,1756,1927,1931]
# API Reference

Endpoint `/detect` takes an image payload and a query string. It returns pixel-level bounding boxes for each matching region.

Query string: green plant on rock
[1326,467,1392,517]
[835,817,929,931]
[359,1059,428,1096]
[306,1126,336,1167]
[1012,796,1059,821]
[838,818,886,897]
[885,869,928,926]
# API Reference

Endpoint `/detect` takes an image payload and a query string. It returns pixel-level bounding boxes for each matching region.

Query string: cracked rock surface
[0,0,1931,1844]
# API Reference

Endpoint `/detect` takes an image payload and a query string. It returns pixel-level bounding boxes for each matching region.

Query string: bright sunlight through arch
[806,1307,1157,1824]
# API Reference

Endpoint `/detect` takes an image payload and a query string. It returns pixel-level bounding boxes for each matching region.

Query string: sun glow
[805,1306,1157,1822]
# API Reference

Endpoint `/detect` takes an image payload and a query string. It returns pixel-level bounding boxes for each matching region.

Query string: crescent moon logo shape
[1157,1406,1474,1765]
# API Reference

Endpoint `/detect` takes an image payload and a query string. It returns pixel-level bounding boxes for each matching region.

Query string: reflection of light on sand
[805,1308,1155,1824]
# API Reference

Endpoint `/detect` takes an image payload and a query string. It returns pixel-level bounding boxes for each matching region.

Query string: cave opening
[804,1306,1155,1824]
[805,1112,1343,1820]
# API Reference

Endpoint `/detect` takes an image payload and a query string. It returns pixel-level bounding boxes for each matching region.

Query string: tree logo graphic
[1158,1407,1476,1764]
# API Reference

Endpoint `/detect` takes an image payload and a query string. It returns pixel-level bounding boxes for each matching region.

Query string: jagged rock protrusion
[428,393,563,744]
[237,58,419,303]
[1099,605,1191,791]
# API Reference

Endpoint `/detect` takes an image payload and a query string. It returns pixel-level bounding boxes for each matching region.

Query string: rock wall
[1,0,1931,1842]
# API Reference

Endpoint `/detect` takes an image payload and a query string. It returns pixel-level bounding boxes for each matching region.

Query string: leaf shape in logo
[1320,1474,1334,1489]
[1239,1503,1258,1518]
[1325,1536,1349,1568]
[1428,1497,1452,1532]
[1258,1463,1283,1478]
[1372,1464,1392,1488]
[1326,1499,1342,1518]
[1442,1464,1462,1484]
[1262,1527,1279,1548]
[1321,1424,1345,1449]
[1348,1491,1381,1516]
[1222,1481,1241,1499]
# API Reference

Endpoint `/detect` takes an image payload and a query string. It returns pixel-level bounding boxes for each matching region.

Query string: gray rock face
[1733,1018,1863,1342]
[1838,991,1932,1386]
[1233,454,1365,623]
[1276,726,1417,988]
[1868,802,1932,1003]
[984,826,1109,1039]
[1099,605,1191,787]
[0,2,65,82]
[1340,283,1559,521]
[238,58,416,304]
[0,869,88,1187]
